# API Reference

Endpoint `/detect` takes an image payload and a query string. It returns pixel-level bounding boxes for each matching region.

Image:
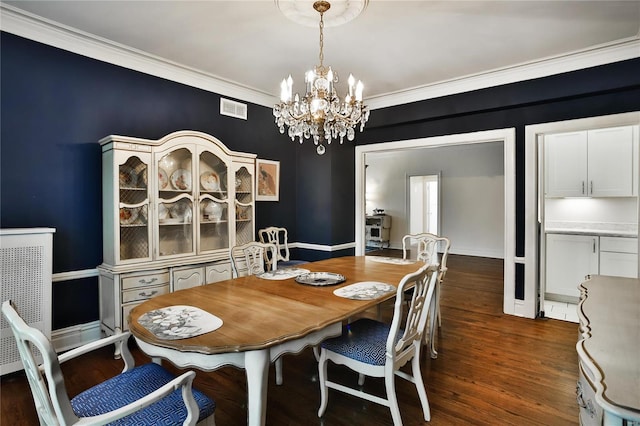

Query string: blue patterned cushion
[71,363,215,425]
[321,319,401,366]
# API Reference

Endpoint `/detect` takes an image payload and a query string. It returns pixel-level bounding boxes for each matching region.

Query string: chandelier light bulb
[273,0,369,155]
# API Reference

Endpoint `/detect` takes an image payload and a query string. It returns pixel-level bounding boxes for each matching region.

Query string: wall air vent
[220,98,247,120]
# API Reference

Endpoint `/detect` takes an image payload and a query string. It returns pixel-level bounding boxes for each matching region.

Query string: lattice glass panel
[200,200,229,252]
[235,166,253,203]
[120,207,149,261]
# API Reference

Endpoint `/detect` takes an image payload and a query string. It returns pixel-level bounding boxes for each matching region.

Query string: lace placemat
[367,256,417,265]
[333,281,396,300]
[257,268,310,280]
[138,305,223,340]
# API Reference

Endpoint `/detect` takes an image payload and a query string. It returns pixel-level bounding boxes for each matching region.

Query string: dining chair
[1,300,216,426]
[229,241,278,278]
[317,264,439,426]
[229,241,286,384]
[402,232,451,358]
[258,226,308,269]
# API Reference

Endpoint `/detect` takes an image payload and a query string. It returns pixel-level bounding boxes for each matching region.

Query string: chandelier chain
[318,10,324,67]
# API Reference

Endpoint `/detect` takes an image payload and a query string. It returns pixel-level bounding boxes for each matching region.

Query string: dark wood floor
[1,255,579,425]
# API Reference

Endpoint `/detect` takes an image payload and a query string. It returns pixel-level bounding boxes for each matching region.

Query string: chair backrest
[2,300,78,424]
[258,227,290,263]
[387,265,439,367]
[402,232,451,280]
[229,241,278,278]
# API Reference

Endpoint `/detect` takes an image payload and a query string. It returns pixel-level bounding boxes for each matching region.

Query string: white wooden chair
[317,264,439,425]
[402,232,451,358]
[229,241,278,278]
[229,241,286,384]
[1,300,216,425]
[258,226,308,269]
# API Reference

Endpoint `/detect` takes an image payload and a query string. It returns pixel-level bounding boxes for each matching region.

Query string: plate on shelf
[158,168,169,190]
[200,171,220,191]
[134,163,147,186]
[119,207,139,225]
[295,272,346,286]
[158,204,168,221]
[170,202,192,223]
[119,166,138,188]
[171,169,191,191]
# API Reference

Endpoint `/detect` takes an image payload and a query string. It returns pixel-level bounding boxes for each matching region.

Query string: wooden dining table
[128,255,421,426]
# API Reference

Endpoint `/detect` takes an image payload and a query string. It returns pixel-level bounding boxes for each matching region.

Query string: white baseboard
[52,320,102,353]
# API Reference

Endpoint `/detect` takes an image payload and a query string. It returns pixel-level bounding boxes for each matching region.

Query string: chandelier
[273,0,369,155]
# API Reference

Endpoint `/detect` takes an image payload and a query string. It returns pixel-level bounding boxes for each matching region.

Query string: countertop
[545,221,638,238]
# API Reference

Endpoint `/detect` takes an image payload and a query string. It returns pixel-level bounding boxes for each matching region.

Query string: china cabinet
[544,126,638,198]
[98,130,255,335]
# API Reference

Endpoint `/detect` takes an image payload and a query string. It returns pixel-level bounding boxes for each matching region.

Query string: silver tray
[295,272,346,286]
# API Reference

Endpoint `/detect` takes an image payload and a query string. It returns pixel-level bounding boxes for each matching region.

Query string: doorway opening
[408,174,440,236]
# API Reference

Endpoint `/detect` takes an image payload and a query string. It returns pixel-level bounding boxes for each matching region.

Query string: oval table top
[128,255,421,354]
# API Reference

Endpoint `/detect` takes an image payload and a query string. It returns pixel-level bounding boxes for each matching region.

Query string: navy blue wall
[2,29,639,327]
[356,59,640,298]
[0,32,306,328]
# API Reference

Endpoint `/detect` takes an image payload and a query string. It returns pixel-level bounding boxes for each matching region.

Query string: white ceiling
[2,1,639,109]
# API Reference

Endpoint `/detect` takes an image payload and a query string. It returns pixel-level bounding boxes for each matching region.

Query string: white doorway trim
[524,111,640,318]
[355,128,519,316]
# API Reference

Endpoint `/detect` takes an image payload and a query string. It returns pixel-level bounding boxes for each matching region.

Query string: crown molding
[366,36,640,110]
[2,3,638,111]
[0,3,279,108]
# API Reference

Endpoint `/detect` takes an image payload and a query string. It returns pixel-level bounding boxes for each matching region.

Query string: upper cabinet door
[197,148,230,253]
[545,131,588,197]
[155,145,195,259]
[111,150,152,265]
[587,126,635,197]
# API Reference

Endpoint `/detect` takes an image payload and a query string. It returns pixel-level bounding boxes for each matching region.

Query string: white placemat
[257,268,310,280]
[333,281,397,300]
[138,305,223,340]
[367,256,417,265]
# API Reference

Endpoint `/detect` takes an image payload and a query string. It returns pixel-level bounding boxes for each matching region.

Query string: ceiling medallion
[273,1,370,155]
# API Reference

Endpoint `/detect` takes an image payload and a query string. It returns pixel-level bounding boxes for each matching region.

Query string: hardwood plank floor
[1,255,579,425]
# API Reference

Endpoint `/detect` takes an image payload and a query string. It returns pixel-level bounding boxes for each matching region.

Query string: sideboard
[576,275,640,425]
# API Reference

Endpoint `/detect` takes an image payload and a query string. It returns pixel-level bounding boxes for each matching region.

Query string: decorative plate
[200,171,220,191]
[119,166,138,188]
[171,169,191,191]
[158,168,169,190]
[333,281,396,300]
[134,163,147,186]
[119,207,139,225]
[295,272,346,286]
[170,202,192,223]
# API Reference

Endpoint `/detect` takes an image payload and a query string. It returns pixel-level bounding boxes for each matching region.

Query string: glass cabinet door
[156,147,194,258]
[234,166,254,245]
[118,155,150,262]
[198,150,230,252]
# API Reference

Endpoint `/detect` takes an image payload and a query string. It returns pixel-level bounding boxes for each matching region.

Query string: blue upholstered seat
[321,319,402,366]
[71,363,216,425]
[317,265,439,426]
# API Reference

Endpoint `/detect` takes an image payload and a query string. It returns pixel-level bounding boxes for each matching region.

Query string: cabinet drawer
[122,302,141,332]
[122,283,169,304]
[600,236,638,254]
[122,272,170,290]
[577,362,603,426]
[206,262,231,284]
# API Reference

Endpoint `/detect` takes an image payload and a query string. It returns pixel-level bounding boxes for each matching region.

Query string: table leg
[245,349,269,426]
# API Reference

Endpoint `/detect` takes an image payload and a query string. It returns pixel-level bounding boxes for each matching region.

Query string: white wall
[365,142,504,258]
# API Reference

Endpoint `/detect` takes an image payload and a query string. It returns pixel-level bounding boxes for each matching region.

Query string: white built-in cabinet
[545,126,637,197]
[546,234,599,300]
[546,234,638,300]
[98,130,256,335]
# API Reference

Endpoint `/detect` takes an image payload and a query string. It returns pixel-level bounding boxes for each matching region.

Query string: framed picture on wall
[256,159,280,201]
